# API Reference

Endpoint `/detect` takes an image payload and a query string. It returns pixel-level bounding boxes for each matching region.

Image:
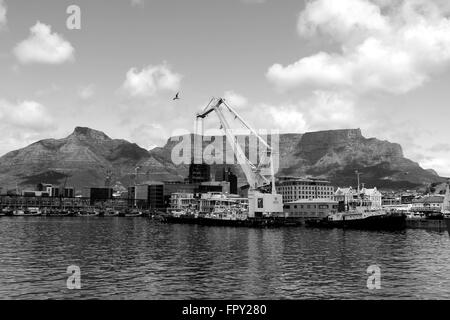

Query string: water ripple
[0,218,449,299]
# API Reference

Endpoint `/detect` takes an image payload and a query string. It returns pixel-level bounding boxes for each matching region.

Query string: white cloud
[420,157,450,177]
[122,63,182,98]
[131,0,144,7]
[222,91,358,134]
[0,99,55,130]
[266,104,308,132]
[241,0,266,4]
[14,22,74,65]
[302,91,358,130]
[297,0,389,41]
[224,91,248,109]
[267,0,450,94]
[262,91,358,133]
[130,123,169,150]
[0,0,7,29]
[78,84,95,100]
[0,99,57,155]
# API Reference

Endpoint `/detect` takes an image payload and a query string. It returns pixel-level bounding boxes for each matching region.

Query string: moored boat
[445,215,450,236]
[1,207,13,216]
[102,210,120,217]
[306,188,406,231]
[306,211,406,230]
[76,209,100,217]
[13,208,42,217]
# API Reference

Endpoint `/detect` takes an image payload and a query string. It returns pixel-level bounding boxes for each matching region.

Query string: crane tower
[196,98,283,218]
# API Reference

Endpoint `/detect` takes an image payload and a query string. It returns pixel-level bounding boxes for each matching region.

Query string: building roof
[412,196,444,204]
[286,199,338,205]
[335,187,353,194]
[361,187,381,196]
[277,176,331,184]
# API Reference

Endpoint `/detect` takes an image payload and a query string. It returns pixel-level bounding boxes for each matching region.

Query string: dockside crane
[196,98,283,218]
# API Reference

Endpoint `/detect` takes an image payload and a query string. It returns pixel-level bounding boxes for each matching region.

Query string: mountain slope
[0,127,444,192]
[0,127,162,190]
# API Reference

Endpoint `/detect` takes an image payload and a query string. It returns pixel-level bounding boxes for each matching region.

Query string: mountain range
[0,127,445,193]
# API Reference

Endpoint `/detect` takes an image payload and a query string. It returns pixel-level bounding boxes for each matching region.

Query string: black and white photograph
[0,0,450,307]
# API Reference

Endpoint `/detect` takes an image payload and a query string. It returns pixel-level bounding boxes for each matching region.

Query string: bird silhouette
[173,92,180,101]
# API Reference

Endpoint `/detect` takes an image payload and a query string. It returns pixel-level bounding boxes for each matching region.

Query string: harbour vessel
[306,182,406,230]
[100,210,120,217]
[164,97,284,227]
[76,208,100,217]
[119,209,143,217]
[446,216,450,236]
[12,208,42,217]
[306,210,406,230]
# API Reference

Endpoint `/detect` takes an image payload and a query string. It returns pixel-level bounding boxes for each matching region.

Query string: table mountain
[0,127,443,192]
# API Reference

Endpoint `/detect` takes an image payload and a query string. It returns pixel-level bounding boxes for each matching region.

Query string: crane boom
[196,97,283,218]
[197,98,275,192]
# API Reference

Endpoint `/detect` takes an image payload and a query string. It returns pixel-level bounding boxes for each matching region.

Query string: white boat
[199,193,249,221]
[406,212,426,219]
[13,208,42,216]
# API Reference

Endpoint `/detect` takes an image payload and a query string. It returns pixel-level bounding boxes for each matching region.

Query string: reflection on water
[0,217,449,299]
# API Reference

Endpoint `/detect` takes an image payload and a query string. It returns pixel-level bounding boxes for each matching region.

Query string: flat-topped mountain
[0,127,444,192]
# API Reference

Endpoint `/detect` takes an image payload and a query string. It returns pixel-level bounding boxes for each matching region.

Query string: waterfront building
[443,184,450,213]
[188,163,211,184]
[37,183,53,192]
[216,167,238,195]
[335,186,382,209]
[21,186,74,198]
[198,181,230,194]
[83,187,114,205]
[22,190,50,197]
[382,196,401,206]
[283,199,339,221]
[169,193,197,211]
[401,194,416,205]
[131,182,165,210]
[35,183,75,198]
[163,181,199,208]
[334,187,356,204]
[412,196,444,213]
[276,177,335,203]
[198,193,249,214]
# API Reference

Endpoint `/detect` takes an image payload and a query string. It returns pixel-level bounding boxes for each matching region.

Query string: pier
[0,195,131,212]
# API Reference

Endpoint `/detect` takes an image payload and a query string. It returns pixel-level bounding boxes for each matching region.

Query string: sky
[1,0,450,176]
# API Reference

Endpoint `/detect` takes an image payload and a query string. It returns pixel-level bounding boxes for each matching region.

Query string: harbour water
[0,217,449,300]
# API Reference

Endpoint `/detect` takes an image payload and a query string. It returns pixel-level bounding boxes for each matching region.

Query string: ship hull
[162,215,300,228]
[306,213,406,231]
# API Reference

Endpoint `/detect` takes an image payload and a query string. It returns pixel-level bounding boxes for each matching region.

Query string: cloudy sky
[1,0,450,176]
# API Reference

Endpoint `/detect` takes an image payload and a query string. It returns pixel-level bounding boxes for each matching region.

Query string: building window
[258,198,264,209]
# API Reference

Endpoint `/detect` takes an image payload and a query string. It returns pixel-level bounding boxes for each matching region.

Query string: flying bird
[173,92,180,101]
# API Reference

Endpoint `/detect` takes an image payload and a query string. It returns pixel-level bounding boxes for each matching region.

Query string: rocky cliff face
[0,127,182,190]
[276,129,439,188]
[0,127,443,192]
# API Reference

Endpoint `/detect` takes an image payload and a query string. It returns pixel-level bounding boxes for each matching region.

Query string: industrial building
[335,186,383,209]
[283,199,339,221]
[129,182,165,210]
[217,167,238,195]
[188,163,211,184]
[82,187,114,205]
[276,177,335,203]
